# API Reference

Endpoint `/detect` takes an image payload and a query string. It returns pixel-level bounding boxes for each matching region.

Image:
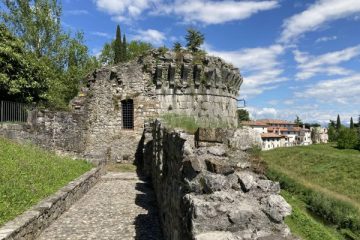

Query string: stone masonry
[0,49,243,164]
[140,120,296,240]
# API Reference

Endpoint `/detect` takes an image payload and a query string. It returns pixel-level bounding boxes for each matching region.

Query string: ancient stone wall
[142,120,295,240]
[141,51,242,127]
[0,50,243,164]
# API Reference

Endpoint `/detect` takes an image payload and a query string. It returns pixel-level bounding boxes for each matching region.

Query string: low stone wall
[142,121,296,240]
[0,167,103,240]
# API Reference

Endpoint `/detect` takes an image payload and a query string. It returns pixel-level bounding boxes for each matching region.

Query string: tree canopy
[1,0,98,108]
[0,24,50,103]
[185,28,205,52]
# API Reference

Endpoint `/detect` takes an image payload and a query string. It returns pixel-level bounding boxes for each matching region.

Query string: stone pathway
[37,172,163,240]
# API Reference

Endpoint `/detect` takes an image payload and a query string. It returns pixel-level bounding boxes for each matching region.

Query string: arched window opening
[121,99,134,129]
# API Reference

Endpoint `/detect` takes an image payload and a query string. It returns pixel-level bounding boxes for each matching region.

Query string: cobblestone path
[37,172,163,240]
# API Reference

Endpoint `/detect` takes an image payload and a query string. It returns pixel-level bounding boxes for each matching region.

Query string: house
[261,133,286,151]
[241,121,268,134]
[242,119,317,150]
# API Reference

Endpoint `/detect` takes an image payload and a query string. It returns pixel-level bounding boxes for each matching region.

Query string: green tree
[294,115,303,126]
[126,40,152,60]
[113,25,122,64]
[237,109,250,123]
[328,120,337,142]
[1,0,97,108]
[336,114,341,130]
[173,42,182,52]
[337,128,358,149]
[350,117,354,129]
[122,34,127,61]
[1,0,65,65]
[0,24,50,103]
[185,28,205,52]
[99,42,114,66]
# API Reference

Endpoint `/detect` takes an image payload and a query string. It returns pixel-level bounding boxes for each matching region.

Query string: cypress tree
[336,114,341,130]
[122,34,127,62]
[114,25,122,64]
[350,117,354,129]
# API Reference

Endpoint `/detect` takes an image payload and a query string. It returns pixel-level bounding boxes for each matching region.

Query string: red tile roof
[261,133,285,138]
[241,121,268,127]
[258,119,296,125]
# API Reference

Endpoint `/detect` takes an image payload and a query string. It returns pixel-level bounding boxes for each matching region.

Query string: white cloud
[65,10,89,15]
[315,35,337,43]
[94,0,159,21]
[293,45,360,80]
[280,0,360,43]
[207,45,286,98]
[295,74,360,104]
[247,107,278,120]
[155,0,279,24]
[94,0,279,24]
[90,31,111,39]
[132,29,166,46]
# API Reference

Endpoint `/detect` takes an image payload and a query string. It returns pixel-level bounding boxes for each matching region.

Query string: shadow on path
[134,180,163,240]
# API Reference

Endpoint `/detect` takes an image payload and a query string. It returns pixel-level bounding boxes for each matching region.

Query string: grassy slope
[262,144,360,206]
[282,191,343,240]
[261,144,360,240]
[0,137,92,226]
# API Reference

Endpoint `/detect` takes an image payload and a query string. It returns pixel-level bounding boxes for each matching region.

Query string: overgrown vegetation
[0,137,92,226]
[282,191,342,240]
[262,144,360,239]
[161,113,229,134]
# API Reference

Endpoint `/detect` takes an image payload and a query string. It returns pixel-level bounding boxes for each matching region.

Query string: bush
[267,168,360,236]
[337,128,358,149]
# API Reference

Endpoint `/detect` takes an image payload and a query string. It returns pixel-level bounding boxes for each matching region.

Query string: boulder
[195,231,236,240]
[236,171,256,192]
[261,195,292,223]
[257,180,280,194]
[205,158,234,175]
[202,173,231,193]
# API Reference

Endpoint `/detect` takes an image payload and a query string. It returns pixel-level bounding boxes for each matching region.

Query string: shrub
[337,128,358,149]
[267,168,360,236]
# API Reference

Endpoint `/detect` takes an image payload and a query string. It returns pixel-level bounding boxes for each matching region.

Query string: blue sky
[61,0,360,124]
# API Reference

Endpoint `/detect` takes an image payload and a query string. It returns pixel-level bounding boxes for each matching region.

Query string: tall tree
[336,114,341,130]
[1,0,64,64]
[173,42,182,52]
[350,117,354,129]
[122,34,127,62]
[237,109,250,123]
[294,115,303,126]
[0,24,50,103]
[185,28,205,52]
[113,25,122,64]
[1,0,97,108]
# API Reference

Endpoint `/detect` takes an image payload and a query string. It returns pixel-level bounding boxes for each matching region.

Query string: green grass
[262,144,360,239]
[161,113,229,134]
[262,144,360,205]
[282,191,342,240]
[0,137,93,226]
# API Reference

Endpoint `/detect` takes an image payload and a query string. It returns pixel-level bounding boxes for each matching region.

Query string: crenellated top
[139,50,243,97]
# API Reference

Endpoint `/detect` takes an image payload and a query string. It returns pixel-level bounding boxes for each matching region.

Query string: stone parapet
[141,120,296,240]
[0,167,104,240]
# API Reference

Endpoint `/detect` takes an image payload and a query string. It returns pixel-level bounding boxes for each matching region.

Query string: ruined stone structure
[0,50,297,240]
[0,50,242,164]
[141,121,295,240]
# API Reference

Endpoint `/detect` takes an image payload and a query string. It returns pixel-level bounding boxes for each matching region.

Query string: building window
[121,99,134,129]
